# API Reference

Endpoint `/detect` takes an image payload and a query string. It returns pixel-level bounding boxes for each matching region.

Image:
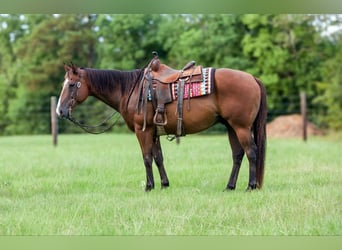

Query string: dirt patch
[267,114,324,138]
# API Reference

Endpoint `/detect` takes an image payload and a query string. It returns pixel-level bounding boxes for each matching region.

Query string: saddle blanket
[170,67,215,100]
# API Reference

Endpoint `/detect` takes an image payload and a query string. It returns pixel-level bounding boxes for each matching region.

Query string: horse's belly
[163,96,218,134]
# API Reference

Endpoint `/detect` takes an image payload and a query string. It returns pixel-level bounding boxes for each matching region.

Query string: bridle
[67,79,82,118]
[65,74,121,134]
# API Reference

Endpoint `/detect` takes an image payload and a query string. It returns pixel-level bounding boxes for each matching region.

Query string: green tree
[240,14,331,121]
[315,32,342,130]
[4,14,98,134]
[160,15,251,69]
[95,14,164,69]
[0,14,28,134]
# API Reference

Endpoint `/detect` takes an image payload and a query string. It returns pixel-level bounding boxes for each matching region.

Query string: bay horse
[56,58,267,192]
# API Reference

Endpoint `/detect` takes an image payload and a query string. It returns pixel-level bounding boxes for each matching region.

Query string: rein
[67,110,121,134]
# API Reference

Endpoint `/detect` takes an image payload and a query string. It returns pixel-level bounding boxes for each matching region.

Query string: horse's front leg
[135,128,155,191]
[152,135,169,189]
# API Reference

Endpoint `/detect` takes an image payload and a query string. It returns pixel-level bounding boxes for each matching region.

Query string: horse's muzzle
[56,106,69,119]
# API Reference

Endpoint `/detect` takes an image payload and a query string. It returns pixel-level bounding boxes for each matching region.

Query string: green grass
[0,134,341,235]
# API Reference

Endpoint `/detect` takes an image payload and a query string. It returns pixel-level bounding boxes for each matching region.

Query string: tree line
[0,14,341,135]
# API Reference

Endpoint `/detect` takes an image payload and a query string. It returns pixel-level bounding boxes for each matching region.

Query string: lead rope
[67,111,121,134]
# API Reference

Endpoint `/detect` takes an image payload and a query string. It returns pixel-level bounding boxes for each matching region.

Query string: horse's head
[56,63,89,118]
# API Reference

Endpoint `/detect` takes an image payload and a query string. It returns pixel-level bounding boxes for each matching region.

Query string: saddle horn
[151,51,160,71]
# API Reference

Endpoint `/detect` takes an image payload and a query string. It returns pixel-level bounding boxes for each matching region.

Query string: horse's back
[214,68,260,99]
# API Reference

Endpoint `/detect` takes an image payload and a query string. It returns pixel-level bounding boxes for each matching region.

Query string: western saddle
[137,51,202,141]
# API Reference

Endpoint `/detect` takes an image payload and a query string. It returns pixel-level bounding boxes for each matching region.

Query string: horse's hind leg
[152,135,170,188]
[226,125,245,190]
[234,127,258,190]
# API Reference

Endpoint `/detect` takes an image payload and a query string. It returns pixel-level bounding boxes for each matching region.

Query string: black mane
[83,68,144,95]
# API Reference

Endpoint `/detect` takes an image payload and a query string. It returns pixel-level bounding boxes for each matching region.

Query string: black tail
[253,77,267,188]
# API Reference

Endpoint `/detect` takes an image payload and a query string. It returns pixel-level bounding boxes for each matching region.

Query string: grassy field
[0,133,341,235]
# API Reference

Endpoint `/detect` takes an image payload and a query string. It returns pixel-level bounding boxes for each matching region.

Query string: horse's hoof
[245,184,257,192]
[145,185,154,192]
[161,182,170,189]
[224,185,235,192]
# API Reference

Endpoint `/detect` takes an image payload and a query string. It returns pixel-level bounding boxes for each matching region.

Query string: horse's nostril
[56,108,66,118]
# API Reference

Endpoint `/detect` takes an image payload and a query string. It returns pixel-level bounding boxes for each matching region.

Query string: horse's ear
[64,63,71,72]
[70,61,78,74]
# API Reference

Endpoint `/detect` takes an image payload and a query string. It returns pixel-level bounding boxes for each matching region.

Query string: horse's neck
[87,86,115,112]
[91,87,122,112]
[89,70,138,113]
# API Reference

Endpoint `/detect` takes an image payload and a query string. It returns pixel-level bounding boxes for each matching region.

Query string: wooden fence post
[300,91,307,142]
[50,96,58,146]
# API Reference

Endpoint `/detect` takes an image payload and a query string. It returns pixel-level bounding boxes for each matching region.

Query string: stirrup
[153,109,167,126]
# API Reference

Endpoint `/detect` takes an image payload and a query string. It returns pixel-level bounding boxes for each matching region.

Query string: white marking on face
[56,78,68,116]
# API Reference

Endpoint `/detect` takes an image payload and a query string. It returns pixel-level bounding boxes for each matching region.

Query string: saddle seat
[151,58,200,84]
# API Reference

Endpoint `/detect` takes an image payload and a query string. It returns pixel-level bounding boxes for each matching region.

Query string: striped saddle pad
[170,67,215,100]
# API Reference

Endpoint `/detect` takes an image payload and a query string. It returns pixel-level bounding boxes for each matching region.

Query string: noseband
[66,77,120,134]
